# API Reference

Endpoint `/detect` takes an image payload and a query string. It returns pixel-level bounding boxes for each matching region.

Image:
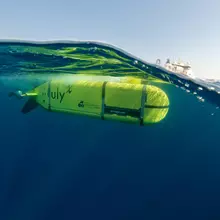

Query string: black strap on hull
[48,81,51,111]
[101,81,107,120]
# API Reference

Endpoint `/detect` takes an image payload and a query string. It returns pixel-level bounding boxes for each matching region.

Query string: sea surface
[0,40,220,220]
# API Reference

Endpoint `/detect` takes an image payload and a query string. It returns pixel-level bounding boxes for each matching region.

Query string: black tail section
[21,97,38,114]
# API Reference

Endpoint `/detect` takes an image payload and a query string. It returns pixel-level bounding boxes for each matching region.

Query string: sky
[0,0,220,79]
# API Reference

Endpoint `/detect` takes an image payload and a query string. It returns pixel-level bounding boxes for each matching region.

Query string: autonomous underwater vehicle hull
[9,76,170,126]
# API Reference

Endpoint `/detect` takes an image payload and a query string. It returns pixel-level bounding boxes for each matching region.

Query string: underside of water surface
[0,41,219,108]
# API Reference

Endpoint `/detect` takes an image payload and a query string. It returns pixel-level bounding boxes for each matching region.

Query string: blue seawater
[0,40,220,220]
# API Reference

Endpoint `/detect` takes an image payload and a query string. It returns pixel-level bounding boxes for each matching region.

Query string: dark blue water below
[1,82,220,220]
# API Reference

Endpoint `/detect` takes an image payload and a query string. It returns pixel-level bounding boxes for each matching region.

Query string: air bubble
[198,87,203,91]
[89,47,97,52]
[134,60,138,65]
[186,90,190,93]
[142,64,145,68]
[193,92,197,95]
[185,83,189,87]
[197,97,205,102]
[208,87,215,91]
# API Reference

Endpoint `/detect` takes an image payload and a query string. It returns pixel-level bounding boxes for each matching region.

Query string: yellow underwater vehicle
[9,75,170,126]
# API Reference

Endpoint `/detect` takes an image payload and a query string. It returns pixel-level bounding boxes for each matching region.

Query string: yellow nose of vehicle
[143,85,169,124]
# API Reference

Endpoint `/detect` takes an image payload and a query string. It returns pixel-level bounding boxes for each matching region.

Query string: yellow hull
[25,76,169,126]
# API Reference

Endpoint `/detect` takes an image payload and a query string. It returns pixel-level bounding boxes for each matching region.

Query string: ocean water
[0,40,220,220]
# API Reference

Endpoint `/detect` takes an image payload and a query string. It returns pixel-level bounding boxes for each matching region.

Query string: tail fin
[21,97,39,114]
